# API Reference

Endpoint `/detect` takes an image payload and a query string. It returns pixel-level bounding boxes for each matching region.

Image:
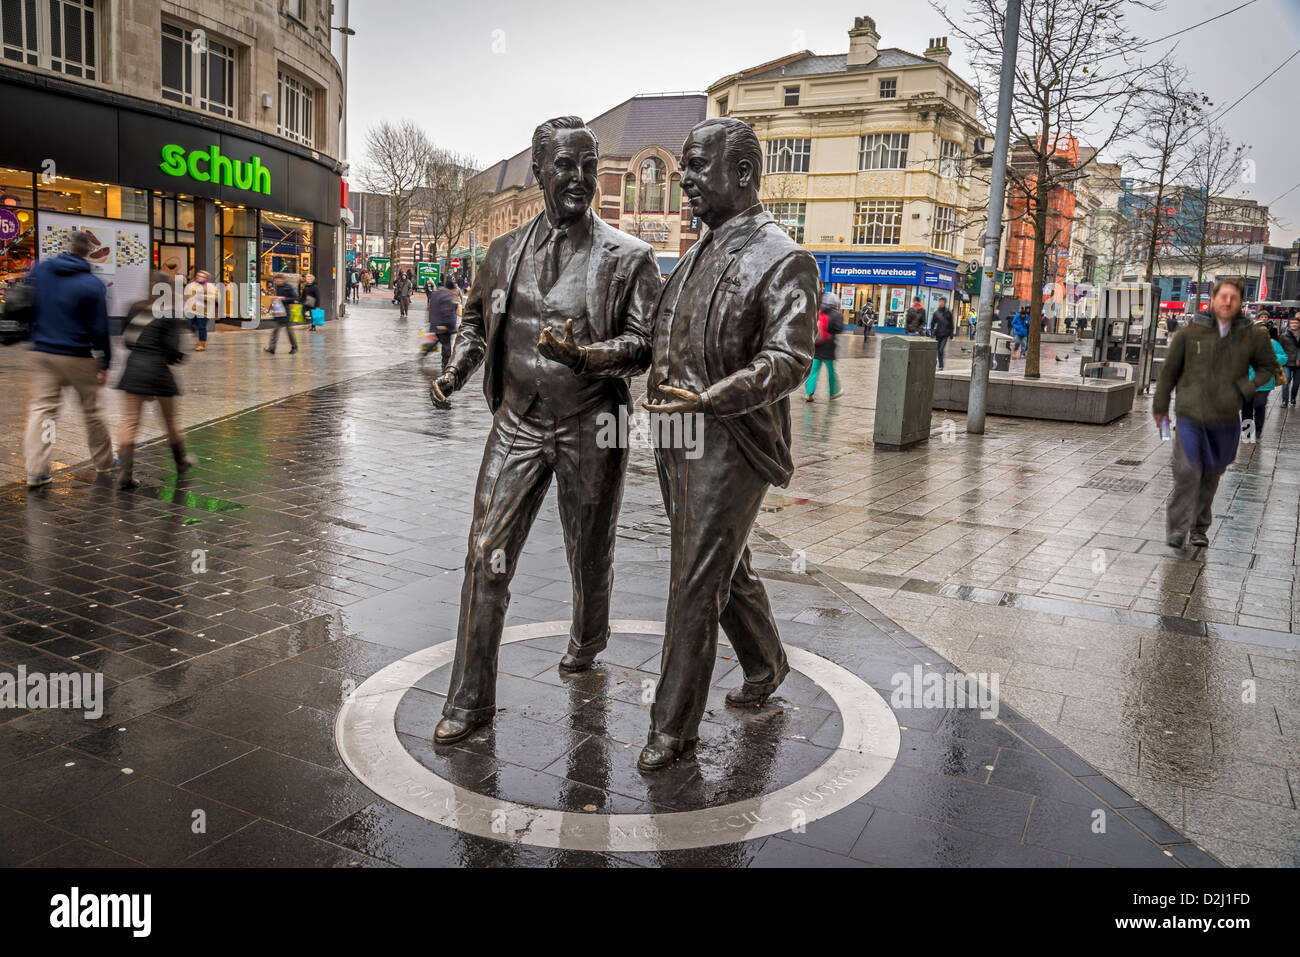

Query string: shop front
[811,253,959,330]
[0,74,342,325]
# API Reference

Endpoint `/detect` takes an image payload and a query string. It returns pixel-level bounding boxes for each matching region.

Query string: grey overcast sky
[340,0,1299,244]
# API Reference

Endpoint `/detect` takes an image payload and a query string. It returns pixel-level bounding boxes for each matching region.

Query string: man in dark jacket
[23,230,115,488]
[904,297,926,335]
[638,117,818,770]
[427,116,661,747]
[1154,277,1279,548]
[426,277,458,372]
[805,291,844,401]
[930,296,955,370]
[1280,316,1299,407]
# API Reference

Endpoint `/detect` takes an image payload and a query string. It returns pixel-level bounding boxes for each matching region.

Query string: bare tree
[360,120,436,280]
[936,0,1155,377]
[422,148,490,280]
[1166,122,1252,301]
[1119,63,1207,283]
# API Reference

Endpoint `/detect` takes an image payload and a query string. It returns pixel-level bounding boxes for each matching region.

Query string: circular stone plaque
[335,619,900,853]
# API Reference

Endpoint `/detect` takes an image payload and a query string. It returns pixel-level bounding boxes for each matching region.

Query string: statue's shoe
[724,684,776,708]
[558,651,598,674]
[433,715,490,746]
[636,739,696,772]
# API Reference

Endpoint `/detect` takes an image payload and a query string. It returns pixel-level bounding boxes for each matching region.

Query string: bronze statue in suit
[428,116,662,745]
[638,117,819,771]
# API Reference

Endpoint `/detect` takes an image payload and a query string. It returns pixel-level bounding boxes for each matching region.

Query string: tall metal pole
[967,0,1021,435]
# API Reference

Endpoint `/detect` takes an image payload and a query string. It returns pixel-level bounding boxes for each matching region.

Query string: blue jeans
[1284,367,1298,403]
[187,314,207,343]
[805,358,840,397]
[1013,333,1027,354]
[936,336,950,370]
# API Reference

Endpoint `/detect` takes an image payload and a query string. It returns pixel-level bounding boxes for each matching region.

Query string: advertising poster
[40,211,150,317]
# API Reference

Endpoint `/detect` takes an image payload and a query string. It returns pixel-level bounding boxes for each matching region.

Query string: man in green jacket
[1153,277,1279,549]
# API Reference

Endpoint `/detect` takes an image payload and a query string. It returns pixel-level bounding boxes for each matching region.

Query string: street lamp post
[332,13,356,318]
[967,0,1022,435]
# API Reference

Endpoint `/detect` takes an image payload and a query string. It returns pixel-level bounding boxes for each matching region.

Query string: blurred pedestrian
[904,296,926,335]
[427,277,459,372]
[1279,316,1300,407]
[265,273,298,355]
[1240,324,1288,440]
[857,300,875,336]
[115,270,196,489]
[22,230,116,488]
[805,291,843,402]
[302,273,320,330]
[394,270,413,318]
[183,268,217,351]
[1010,307,1029,359]
[1153,278,1279,549]
[930,295,954,370]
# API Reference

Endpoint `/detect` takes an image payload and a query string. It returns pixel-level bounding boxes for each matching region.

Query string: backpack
[816,311,831,345]
[0,281,34,346]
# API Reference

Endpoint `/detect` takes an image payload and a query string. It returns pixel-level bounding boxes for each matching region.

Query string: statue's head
[531,116,598,228]
[679,117,763,230]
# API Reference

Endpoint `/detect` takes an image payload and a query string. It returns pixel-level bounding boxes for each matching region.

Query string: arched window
[668,174,682,214]
[624,174,636,212]
[639,158,665,213]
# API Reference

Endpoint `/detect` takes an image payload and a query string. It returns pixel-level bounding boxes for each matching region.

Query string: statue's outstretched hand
[642,384,702,415]
[538,318,584,368]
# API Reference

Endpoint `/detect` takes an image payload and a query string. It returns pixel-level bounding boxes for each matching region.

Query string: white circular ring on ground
[334,619,901,853]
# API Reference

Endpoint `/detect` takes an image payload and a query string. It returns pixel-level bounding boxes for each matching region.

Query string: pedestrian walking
[115,271,197,489]
[426,277,458,372]
[805,291,843,402]
[265,273,298,354]
[930,295,954,370]
[1166,314,1180,339]
[904,296,926,335]
[394,271,412,319]
[1010,307,1029,359]
[183,268,217,351]
[856,300,876,336]
[301,273,321,330]
[968,310,977,340]
[1279,315,1300,408]
[22,229,116,488]
[1240,324,1289,440]
[1153,277,1279,549]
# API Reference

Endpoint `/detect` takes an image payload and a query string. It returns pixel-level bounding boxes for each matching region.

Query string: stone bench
[931,370,1136,424]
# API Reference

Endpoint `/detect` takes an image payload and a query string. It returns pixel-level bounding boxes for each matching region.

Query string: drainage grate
[1114,458,1144,466]
[1082,475,1148,493]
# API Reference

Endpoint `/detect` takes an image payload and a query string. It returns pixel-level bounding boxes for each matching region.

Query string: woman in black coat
[115,270,197,489]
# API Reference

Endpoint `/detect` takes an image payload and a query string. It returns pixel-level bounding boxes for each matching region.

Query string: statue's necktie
[539,226,567,295]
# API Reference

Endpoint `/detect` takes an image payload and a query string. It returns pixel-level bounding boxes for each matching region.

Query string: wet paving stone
[0,340,1229,867]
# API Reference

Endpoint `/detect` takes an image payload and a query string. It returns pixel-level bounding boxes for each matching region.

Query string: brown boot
[171,443,198,474]
[117,445,139,490]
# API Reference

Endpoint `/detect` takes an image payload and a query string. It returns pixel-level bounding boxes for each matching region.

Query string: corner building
[0,0,345,323]
[706,15,985,327]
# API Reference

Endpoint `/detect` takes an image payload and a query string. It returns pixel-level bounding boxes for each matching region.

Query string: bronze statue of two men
[429,115,819,772]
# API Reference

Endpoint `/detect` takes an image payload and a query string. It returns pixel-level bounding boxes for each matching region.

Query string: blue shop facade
[809,252,961,330]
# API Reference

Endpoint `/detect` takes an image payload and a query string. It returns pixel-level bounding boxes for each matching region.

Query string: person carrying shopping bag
[265,274,299,355]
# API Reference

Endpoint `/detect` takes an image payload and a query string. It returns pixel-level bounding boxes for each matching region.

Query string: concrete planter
[932,370,1136,424]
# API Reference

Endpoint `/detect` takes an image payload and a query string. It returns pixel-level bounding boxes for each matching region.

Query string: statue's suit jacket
[444,211,662,410]
[648,206,819,487]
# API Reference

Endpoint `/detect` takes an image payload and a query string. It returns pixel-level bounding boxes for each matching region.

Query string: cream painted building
[706,16,986,325]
